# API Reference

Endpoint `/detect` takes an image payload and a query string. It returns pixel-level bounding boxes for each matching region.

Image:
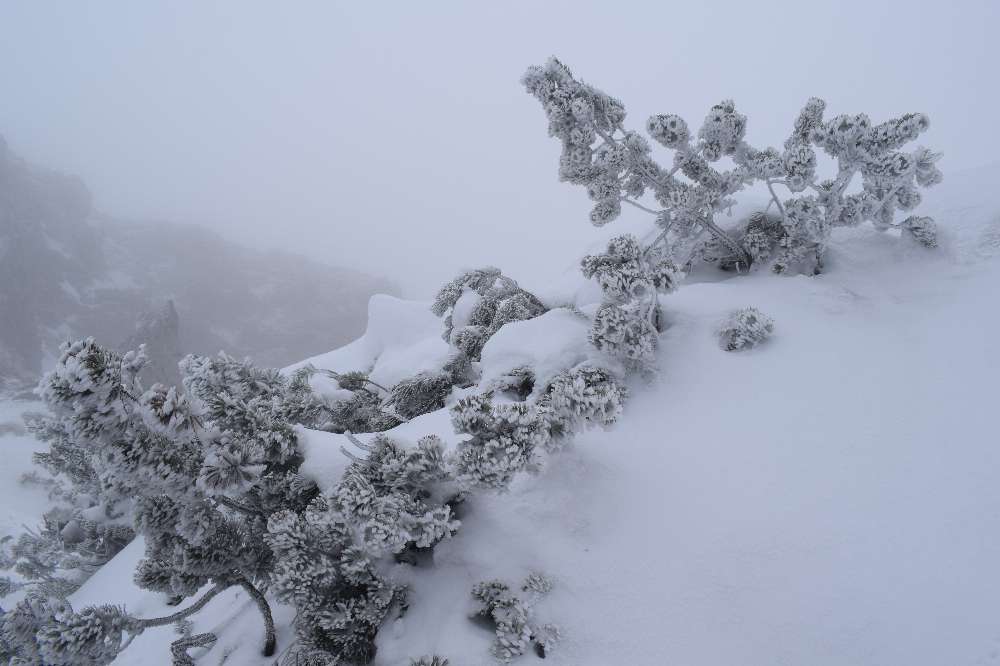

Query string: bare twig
[765,179,787,222]
[619,197,660,216]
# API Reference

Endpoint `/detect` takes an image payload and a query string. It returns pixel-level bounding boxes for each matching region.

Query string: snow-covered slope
[376,175,1000,665]
[0,397,50,607]
[65,164,1000,665]
[0,398,48,541]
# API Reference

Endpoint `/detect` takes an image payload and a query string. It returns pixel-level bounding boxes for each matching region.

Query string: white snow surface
[286,293,450,396]
[0,398,48,543]
[21,164,1000,664]
[450,289,482,332]
[478,307,605,397]
[0,398,51,607]
[378,211,1000,665]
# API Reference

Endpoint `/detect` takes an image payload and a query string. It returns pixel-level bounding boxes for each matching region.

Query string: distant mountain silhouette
[0,136,397,388]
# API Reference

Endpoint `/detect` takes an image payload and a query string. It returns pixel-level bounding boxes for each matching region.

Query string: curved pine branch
[236,574,277,657]
[134,583,230,629]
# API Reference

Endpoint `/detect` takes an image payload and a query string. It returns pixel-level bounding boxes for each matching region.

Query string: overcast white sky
[2,1,997,295]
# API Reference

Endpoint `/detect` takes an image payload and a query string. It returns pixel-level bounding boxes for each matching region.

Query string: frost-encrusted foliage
[523,58,943,277]
[450,395,550,491]
[388,370,454,420]
[718,307,775,352]
[132,352,319,603]
[1,592,70,664]
[539,366,627,447]
[901,215,938,248]
[311,364,456,432]
[1,348,142,603]
[2,339,329,663]
[307,363,458,433]
[590,301,658,366]
[471,573,558,663]
[0,591,135,666]
[267,433,459,663]
[404,267,550,433]
[35,603,135,666]
[694,211,778,271]
[7,414,134,598]
[410,657,450,666]
[472,581,532,663]
[0,574,21,598]
[582,234,678,368]
[432,267,547,362]
[1,508,133,600]
[451,365,626,491]
[305,367,402,434]
[430,269,604,495]
[25,411,101,502]
[722,109,943,273]
[328,387,402,434]
[9,337,530,663]
[581,234,681,304]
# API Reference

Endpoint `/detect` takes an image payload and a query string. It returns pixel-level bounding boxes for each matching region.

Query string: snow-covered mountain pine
[2,56,947,666]
[471,573,559,663]
[266,432,459,663]
[386,371,454,420]
[450,395,550,491]
[718,307,775,352]
[409,657,450,666]
[522,57,943,276]
[538,366,627,447]
[0,405,135,602]
[581,234,680,368]
[432,267,547,365]
[2,341,330,663]
[313,366,403,434]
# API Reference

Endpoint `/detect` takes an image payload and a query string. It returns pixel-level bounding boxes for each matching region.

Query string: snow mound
[479,307,605,395]
[286,293,449,393]
[0,398,50,606]
[293,426,352,492]
[0,399,46,539]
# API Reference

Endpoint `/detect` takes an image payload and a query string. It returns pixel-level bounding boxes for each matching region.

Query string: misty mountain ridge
[0,136,397,388]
